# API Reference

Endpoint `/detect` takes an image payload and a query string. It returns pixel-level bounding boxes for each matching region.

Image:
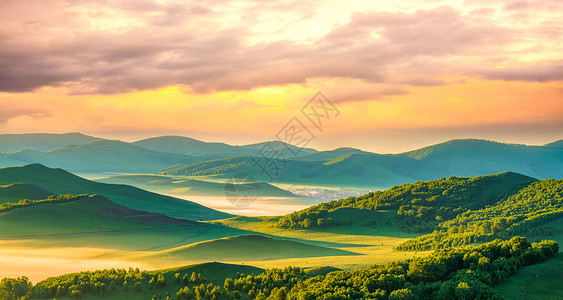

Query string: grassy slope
[0,195,237,250]
[495,253,563,300]
[143,234,356,263]
[0,183,53,204]
[0,164,231,220]
[96,175,299,198]
[218,212,430,271]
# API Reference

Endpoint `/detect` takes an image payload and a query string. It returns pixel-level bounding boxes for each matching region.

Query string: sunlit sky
[1,0,562,153]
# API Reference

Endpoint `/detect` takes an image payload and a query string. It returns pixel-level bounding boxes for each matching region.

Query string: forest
[397,179,563,250]
[276,173,563,252]
[276,173,533,230]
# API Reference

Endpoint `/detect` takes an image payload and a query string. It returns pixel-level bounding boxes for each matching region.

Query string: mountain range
[0,133,562,187]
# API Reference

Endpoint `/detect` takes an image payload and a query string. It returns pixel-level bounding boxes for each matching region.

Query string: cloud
[480,61,563,82]
[503,1,532,11]
[0,106,43,123]
[0,1,554,98]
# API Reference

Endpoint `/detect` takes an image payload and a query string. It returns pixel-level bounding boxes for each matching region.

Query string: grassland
[495,253,563,299]
[0,195,246,250]
[142,234,355,264]
[215,210,431,271]
[0,189,426,284]
[0,192,429,283]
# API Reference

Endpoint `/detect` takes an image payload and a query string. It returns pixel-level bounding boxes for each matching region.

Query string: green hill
[160,154,413,187]
[0,194,200,236]
[0,194,232,250]
[0,132,98,153]
[495,252,563,299]
[4,139,197,173]
[144,234,356,262]
[397,178,563,250]
[0,194,250,251]
[0,164,231,220]
[273,172,535,230]
[0,183,53,204]
[154,262,264,285]
[97,175,298,197]
[400,139,563,180]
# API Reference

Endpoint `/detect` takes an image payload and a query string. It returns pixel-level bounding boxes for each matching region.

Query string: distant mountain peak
[544,139,563,148]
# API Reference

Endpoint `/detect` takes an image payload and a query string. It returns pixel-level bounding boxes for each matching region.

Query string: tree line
[0,194,88,213]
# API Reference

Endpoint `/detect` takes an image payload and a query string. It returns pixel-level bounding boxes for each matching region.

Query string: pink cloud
[0,1,559,102]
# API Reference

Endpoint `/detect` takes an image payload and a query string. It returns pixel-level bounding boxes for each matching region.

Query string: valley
[0,134,561,299]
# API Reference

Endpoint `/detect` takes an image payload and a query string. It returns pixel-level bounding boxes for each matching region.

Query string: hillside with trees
[276,172,534,231]
[397,178,563,250]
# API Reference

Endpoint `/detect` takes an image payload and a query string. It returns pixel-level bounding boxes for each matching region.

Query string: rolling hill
[545,139,563,148]
[133,136,317,158]
[161,139,563,188]
[276,172,536,230]
[397,177,563,250]
[0,132,98,153]
[0,193,247,251]
[144,234,356,263]
[0,183,53,204]
[4,139,197,173]
[133,136,241,156]
[159,154,415,187]
[1,134,562,189]
[399,139,563,180]
[97,175,299,197]
[0,164,231,220]
[291,147,371,161]
[0,194,202,236]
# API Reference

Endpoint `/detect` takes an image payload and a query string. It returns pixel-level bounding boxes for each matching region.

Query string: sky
[0,0,562,153]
